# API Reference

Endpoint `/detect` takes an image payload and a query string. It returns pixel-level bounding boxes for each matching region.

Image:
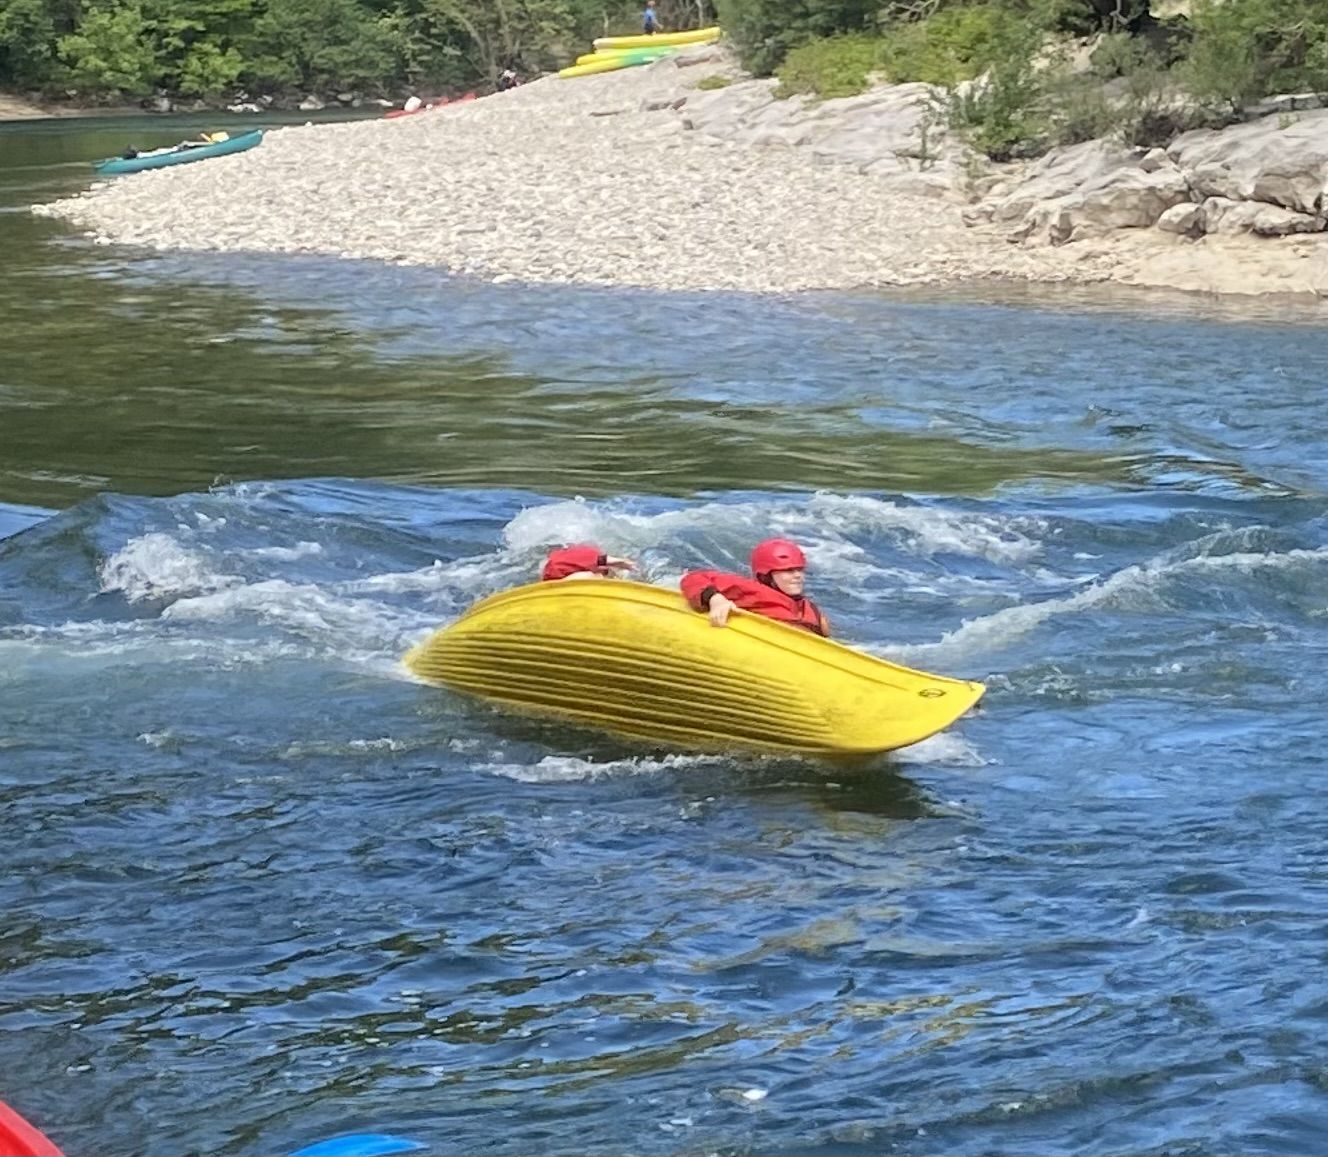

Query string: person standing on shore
[642,0,661,33]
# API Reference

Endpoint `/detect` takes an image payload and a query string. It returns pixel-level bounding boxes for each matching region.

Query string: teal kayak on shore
[93,130,264,175]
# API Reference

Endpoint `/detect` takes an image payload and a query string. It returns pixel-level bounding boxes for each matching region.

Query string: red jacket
[542,544,610,581]
[680,570,830,637]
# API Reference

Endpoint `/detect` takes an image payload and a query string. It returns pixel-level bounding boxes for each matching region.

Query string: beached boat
[93,130,263,175]
[559,50,675,77]
[574,45,677,65]
[405,581,984,756]
[384,92,476,118]
[592,26,721,50]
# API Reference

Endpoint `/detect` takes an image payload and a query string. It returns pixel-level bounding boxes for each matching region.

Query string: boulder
[1199,196,1326,236]
[1156,201,1205,236]
[1014,165,1192,244]
[298,95,325,112]
[1168,108,1328,215]
[980,139,1140,225]
[678,78,972,198]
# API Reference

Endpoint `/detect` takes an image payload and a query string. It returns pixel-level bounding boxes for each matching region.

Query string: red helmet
[750,537,806,577]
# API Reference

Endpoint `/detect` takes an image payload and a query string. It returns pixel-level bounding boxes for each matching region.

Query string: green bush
[772,5,1020,99]
[774,31,877,96]
[1183,0,1328,110]
[695,72,732,88]
[0,0,58,86]
[56,1,156,93]
[878,4,1008,85]
[715,0,881,75]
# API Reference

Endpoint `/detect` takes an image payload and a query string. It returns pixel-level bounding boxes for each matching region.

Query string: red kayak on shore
[0,1100,63,1157]
[384,91,476,118]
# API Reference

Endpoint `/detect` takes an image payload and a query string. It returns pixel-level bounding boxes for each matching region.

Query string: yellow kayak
[574,46,677,65]
[592,26,721,50]
[405,581,984,756]
[559,56,638,78]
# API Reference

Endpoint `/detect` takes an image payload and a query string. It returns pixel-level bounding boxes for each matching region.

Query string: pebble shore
[32,51,1328,298]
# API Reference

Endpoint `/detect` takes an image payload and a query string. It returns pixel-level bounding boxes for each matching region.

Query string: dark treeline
[0,0,714,99]
[4,0,1323,120]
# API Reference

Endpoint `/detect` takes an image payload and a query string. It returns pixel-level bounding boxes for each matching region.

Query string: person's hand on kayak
[602,555,636,572]
[707,593,735,627]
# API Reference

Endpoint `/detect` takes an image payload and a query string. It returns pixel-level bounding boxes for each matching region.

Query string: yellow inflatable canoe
[405,581,984,756]
[574,47,678,65]
[559,56,642,78]
[592,26,721,51]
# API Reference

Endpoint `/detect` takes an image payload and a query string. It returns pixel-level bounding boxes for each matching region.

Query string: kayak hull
[593,26,721,50]
[574,46,677,65]
[559,52,672,78]
[405,582,984,756]
[93,129,263,175]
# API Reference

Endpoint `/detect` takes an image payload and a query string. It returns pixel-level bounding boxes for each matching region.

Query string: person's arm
[680,571,751,627]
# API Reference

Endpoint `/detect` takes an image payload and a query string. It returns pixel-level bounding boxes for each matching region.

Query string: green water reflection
[0,116,1136,510]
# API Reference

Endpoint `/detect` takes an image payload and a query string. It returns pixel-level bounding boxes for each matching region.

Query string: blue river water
[4,115,1328,1156]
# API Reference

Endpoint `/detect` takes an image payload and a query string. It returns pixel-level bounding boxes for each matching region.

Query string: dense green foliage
[722,0,1328,159]
[0,0,687,98]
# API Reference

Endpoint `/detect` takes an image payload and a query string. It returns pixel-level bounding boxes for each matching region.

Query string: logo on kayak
[918,688,946,698]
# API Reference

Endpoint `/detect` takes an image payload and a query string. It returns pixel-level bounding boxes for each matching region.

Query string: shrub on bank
[759,0,1328,160]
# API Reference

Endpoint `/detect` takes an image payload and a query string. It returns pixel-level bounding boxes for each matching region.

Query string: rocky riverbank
[32,46,1328,298]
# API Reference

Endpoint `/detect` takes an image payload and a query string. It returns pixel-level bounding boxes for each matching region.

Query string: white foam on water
[341,554,528,606]
[484,751,728,783]
[245,540,323,561]
[885,540,1328,665]
[163,575,431,644]
[501,493,1046,590]
[99,531,243,602]
[0,622,305,668]
[897,731,990,768]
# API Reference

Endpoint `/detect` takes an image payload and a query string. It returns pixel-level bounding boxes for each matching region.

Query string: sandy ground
[0,92,52,119]
[29,58,1328,300]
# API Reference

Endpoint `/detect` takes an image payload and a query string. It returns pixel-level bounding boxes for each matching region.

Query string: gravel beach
[32,50,1328,298]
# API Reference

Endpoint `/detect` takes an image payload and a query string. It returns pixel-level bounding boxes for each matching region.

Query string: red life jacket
[680,570,830,637]
[542,544,609,581]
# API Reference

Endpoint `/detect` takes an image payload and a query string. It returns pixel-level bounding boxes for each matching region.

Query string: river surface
[4,114,1328,1157]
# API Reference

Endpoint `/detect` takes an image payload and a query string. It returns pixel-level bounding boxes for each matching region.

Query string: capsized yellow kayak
[405,581,984,756]
[592,26,721,50]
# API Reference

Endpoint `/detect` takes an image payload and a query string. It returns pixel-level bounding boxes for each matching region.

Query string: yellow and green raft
[560,25,722,78]
[559,48,675,78]
[405,581,984,756]
[593,26,722,50]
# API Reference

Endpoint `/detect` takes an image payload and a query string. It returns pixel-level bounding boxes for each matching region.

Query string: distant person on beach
[542,544,637,581]
[497,68,521,91]
[680,538,831,636]
[642,0,661,33]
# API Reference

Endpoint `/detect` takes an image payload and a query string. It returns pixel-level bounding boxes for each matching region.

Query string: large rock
[1200,196,1326,236]
[1011,163,1192,244]
[1168,108,1328,215]
[679,78,972,197]
[1157,201,1204,236]
[978,139,1140,225]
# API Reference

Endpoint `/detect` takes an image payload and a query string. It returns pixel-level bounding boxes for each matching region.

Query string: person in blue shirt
[643,0,660,33]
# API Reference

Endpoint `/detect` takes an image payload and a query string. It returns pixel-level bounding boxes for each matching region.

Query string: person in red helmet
[679,537,830,636]
[541,543,637,581]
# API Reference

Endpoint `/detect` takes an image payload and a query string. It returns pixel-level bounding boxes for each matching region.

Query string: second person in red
[541,543,637,581]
